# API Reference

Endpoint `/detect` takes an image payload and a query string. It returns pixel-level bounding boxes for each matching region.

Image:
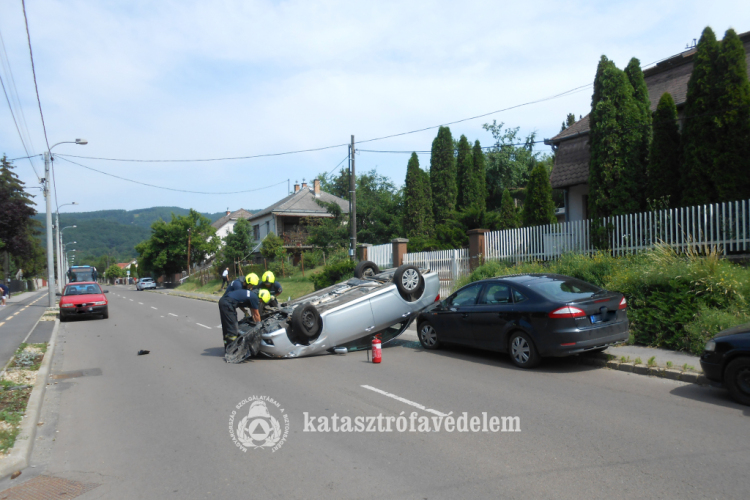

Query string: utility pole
[44,152,55,306]
[55,213,62,294]
[349,135,357,261]
[187,228,192,276]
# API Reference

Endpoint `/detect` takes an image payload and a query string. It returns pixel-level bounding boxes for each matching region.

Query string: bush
[463,246,750,355]
[309,259,356,290]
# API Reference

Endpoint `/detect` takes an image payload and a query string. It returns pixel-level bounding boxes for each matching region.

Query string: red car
[59,282,109,321]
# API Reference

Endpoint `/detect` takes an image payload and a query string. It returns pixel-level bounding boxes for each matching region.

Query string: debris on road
[137,350,150,356]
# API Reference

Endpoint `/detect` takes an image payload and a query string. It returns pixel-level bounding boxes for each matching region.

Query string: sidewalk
[5,288,47,304]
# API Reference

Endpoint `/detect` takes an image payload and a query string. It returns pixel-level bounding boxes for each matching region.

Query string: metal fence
[368,243,393,269]
[484,199,750,261]
[404,248,470,298]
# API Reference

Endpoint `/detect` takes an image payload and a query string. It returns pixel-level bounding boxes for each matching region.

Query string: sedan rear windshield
[527,278,600,302]
[64,284,102,295]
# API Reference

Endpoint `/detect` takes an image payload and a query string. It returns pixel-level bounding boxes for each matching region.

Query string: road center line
[138,302,143,305]
[0,322,4,328]
[361,385,448,417]
[168,313,178,317]
[151,307,157,310]
[196,323,212,329]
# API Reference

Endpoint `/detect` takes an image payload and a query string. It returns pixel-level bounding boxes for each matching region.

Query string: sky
[1,0,748,216]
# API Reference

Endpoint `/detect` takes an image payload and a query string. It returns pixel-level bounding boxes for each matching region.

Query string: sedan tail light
[549,306,586,319]
[618,297,627,310]
[434,294,440,302]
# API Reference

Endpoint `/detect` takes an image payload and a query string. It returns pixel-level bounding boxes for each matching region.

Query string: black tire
[508,331,541,368]
[291,303,321,339]
[102,308,109,319]
[59,314,67,323]
[393,264,424,300]
[724,357,750,406]
[418,322,441,350]
[354,260,380,279]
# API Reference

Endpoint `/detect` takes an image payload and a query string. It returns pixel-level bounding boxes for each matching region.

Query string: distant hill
[33,206,257,262]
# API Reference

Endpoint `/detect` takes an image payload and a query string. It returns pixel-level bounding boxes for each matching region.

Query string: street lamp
[56,204,78,294]
[44,139,87,306]
[60,226,77,287]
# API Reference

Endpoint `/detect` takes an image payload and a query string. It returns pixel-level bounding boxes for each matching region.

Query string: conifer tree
[648,93,681,206]
[403,153,434,238]
[681,27,721,205]
[588,56,642,217]
[522,164,556,227]
[713,28,750,202]
[471,140,487,211]
[430,126,457,223]
[455,135,474,211]
[498,188,520,230]
[625,57,652,210]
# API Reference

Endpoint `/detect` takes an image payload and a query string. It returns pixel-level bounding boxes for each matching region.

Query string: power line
[322,154,350,179]
[21,0,50,152]
[55,156,288,195]
[0,70,39,178]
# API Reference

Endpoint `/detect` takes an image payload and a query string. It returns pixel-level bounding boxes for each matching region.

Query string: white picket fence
[484,199,750,261]
[404,248,471,297]
[368,243,393,269]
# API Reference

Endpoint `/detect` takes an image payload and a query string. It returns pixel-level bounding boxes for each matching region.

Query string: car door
[369,287,412,331]
[470,282,516,351]
[322,297,377,346]
[431,283,483,346]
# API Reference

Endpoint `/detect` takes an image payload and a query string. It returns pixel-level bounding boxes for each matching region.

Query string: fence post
[392,238,409,267]
[357,243,372,262]
[467,229,488,270]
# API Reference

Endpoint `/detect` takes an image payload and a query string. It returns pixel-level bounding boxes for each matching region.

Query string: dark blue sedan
[416,274,629,368]
[700,323,750,406]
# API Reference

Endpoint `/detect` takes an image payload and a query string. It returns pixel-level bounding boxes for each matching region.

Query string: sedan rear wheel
[509,331,540,368]
[725,357,750,406]
[418,322,440,349]
[393,264,424,301]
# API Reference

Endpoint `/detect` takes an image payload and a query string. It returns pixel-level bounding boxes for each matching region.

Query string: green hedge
[460,247,750,355]
[309,259,356,290]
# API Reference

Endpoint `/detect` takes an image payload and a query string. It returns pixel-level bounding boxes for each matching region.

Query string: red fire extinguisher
[372,336,382,364]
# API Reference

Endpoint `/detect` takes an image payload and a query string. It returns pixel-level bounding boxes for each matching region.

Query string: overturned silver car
[225,262,440,362]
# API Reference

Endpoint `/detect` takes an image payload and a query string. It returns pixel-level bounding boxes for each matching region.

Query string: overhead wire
[0,69,39,178]
[21,0,50,152]
[55,156,288,195]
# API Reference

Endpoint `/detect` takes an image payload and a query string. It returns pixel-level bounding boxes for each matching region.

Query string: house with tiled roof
[548,30,750,221]
[248,179,349,251]
[211,209,254,239]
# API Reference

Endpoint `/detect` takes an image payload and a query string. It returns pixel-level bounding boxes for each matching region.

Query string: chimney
[301,182,308,190]
[226,208,231,216]
[294,183,300,193]
[313,179,320,198]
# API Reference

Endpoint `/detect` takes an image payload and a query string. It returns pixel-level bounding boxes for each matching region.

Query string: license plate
[590,314,602,323]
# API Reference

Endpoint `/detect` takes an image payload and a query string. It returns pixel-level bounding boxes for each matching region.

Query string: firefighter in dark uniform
[256,271,283,307]
[224,273,259,296]
[218,287,271,349]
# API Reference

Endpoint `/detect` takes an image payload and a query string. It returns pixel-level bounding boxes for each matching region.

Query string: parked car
[225,262,440,362]
[58,282,109,321]
[416,274,629,368]
[137,277,156,291]
[700,323,750,406]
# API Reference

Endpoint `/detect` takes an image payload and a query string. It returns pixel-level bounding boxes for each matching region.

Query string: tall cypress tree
[648,93,682,207]
[471,140,487,211]
[522,164,556,227]
[455,135,474,211]
[588,56,642,218]
[403,153,434,238]
[681,27,721,205]
[498,188,519,230]
[713,28,750,202]
[430,126,457,223]
[624,57,652,211]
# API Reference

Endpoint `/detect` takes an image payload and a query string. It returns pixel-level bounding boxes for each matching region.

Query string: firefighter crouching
[256,271,283,307]
[218,287,271,349]
[224,272,259,296]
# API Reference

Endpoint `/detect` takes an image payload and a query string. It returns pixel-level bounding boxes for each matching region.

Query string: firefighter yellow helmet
[245,273,259,286]
[262,271,275,284]
[258,289,271,303]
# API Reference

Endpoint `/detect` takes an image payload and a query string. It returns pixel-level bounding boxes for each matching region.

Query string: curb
[0,318,59,480]
[577,352,708,385]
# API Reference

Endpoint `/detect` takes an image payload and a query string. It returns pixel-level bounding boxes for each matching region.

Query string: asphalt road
[0,289,49,367]
[4,284,749,499]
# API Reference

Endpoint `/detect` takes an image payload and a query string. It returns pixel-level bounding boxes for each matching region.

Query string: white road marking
[151,306,158,310]
[161,315,164,318]
[168,313,178,317]
[138,302,143,305]
[196,323,212,329]
[216,325,221,328]
[129,299,133,302]
[361,385,448,417]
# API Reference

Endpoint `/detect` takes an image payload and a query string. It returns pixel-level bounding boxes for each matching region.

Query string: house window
[253,225,260,240]
[265,220,270,237]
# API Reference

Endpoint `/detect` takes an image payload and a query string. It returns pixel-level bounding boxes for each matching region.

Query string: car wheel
[393,264,424,300]
[291,303,321,339]
[59,314,66,323]
[102,308,109,319]
[354,260,380,279]
[724,357,750,406]
[508,331,541,368]
[418,322,441,349]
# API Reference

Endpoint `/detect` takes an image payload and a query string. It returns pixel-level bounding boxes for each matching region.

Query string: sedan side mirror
[103,290,109,293]
[55,292,62,296]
